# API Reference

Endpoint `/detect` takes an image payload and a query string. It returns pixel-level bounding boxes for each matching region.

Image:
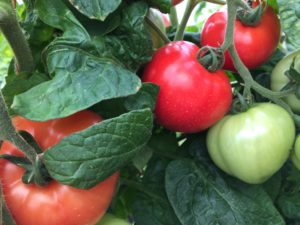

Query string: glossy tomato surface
[271,50,300,113]
[172,0,183,5]
[0,111,119,225]
[201,4,281,71]
[207,103,295,184]
[142,41,232,133]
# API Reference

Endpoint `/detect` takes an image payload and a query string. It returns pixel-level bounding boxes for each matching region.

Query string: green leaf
[68,0,122,21]
[132,157,182,225]
[132,146,153,172]
[147,0,172,14]
[165,160,285,225]
[12,46,141,121]
[36,0,90,44]
[43,109,153,189]
[92,2,152,71]
[124,83,159,112]
[278,0,300,49]
[2,71,49,114]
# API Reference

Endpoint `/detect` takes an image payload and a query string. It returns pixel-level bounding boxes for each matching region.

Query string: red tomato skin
[201,5,281,70]
[172,0,183,5]
[0,111,119,225]
[142,41,232,133]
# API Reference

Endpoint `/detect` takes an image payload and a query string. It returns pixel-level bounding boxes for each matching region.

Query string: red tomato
[142,41,232,133]
[201,3,281,71]
[173,0,183,5]
[0,111,119,225]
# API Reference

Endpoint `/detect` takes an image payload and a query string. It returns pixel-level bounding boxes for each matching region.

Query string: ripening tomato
[0,111,119,225]
[207,103,295,184]
[142,41,232,133]
[201,3,281,71]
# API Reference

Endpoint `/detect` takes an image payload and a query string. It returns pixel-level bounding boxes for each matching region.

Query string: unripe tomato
[142,41,232,133]
[291,135,300,170]
[96,214,131,225]
[201,3,281,71]
[0,111,119,225]
[271,50,300,113]
[207,103,295,184]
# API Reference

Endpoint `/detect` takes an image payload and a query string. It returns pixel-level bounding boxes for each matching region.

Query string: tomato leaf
[132,157,182,225]
[165,159,285,225]
[68,0,122,21]
[36,0,90,44]
[12,46,141,121]
[43,109,153,189]
[2,71,49,115]
[278,0,300,49]
[146,0,173,14]
[92,2,153,72]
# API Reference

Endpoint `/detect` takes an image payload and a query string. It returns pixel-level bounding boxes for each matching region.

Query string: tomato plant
[207,103,295,184]
[1,0,300,224]
[201,3,281,71]
[142,41,232,133]
[0,111,119,225]
[271,50,300,113]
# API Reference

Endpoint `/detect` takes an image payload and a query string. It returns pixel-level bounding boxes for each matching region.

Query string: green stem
[0,0,34,73]
[145,16,170,44]
[174,0,199,41]
[0,92,37,164]
[220,1,237,51]
[169,6,178,27]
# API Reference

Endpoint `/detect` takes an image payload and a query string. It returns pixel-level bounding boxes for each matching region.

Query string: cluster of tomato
[0,0,298,225]
[144,1,297,186]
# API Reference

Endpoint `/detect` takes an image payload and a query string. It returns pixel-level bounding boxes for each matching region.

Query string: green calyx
[197,46,225,72]
[237,1,265,26]
[282,56,300,99]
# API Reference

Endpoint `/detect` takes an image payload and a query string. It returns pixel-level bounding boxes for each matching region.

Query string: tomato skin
[172,0,183,5]
[207,103,295,184]
[142,41,232,133]
[201,4,281,71]
[0,111,119,225]
[271,50,300,113]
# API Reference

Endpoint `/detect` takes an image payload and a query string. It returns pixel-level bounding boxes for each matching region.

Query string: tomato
[207,103,295,184]
[0,111,119,225]
[291,135,300,170]
[142,41,232,133]
[96,214,131,225]
[173,0,183,5]
[146,8,167,50]
[201,3,281,71]
[162,14,171,27]
[271,50,300,113]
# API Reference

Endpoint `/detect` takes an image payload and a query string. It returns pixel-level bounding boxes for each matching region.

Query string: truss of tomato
[0,111,119,225]
[142,41,232,133]
[207,103,295,184]
[201,3,281,71]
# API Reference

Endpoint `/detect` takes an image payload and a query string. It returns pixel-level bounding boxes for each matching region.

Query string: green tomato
[207,103,295,184]
[145,8,166,50]
[271,50,300,113]
[96,214,131,225]
[291,135,300,170]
